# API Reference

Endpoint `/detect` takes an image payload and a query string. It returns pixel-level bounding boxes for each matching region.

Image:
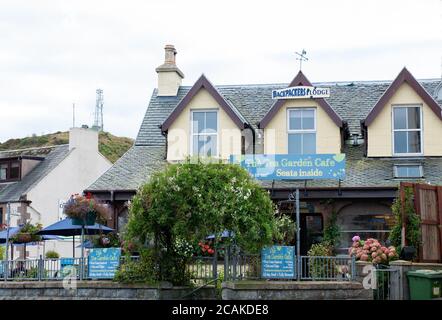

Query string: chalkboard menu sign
[88,248,121,279]
[261,246,296,279]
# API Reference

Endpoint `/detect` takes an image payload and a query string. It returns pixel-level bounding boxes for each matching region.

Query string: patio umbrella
[76,240,95,249]
[37,218,114,258]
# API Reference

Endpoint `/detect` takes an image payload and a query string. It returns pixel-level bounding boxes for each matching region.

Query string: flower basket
[71,211,97,226]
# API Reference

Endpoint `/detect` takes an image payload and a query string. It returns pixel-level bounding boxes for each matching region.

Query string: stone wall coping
[222,281,364,290]
[0,281,195,290]
[390,260,442,267]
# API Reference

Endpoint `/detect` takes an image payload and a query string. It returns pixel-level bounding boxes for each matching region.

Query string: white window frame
[393,164,423,179]
[392,104,423,157]
[190,109,219,158]
[287,107,317,154]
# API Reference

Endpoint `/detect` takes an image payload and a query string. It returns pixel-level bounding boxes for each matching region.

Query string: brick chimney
[155,45,184,96]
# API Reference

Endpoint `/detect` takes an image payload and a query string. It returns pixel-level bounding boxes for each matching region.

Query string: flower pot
[71,211,97,226]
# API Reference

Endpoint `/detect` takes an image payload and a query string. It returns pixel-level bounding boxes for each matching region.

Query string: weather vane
[295,49,308,70]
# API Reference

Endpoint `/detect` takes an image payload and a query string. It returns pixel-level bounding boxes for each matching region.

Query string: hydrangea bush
[349,236,398,265]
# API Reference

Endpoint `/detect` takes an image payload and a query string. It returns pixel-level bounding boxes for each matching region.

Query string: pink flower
[361,254,369,261]
[352,235,361,242]
[371,247,377,252]
[371,252,378,258]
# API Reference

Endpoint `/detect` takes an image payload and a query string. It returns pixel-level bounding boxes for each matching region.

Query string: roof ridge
[174,78,441,89]
[0,144,68,154]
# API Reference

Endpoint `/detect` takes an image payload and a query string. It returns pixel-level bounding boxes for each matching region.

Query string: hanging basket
[15,233,32,243]
[71,211,97,226]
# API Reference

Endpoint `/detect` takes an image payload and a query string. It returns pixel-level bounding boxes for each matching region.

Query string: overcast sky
[1,0,441,142]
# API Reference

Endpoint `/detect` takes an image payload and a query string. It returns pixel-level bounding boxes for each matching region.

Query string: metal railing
[299,255,355,281]
[372,266,401,300]
[226,254,356,281]
[1,256,141,281]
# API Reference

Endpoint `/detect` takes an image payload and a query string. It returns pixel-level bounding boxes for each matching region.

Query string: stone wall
[0,281,216,300]
[222,281,373,300]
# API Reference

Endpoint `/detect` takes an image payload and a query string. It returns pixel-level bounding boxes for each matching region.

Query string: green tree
[122,160,284,285]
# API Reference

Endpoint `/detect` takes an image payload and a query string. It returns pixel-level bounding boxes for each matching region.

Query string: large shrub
[122,161,282,285]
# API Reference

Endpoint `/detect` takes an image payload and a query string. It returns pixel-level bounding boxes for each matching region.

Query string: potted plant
[12,223,42,243]
[64,193,108,226]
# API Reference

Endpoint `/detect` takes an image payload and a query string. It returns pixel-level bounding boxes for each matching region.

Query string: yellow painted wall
[167,88,242,161]
[367,82,442,157]
[263,99,341,154]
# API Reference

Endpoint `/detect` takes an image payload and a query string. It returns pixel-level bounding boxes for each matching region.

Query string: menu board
[88,248,121,279]
[261,246,296,279]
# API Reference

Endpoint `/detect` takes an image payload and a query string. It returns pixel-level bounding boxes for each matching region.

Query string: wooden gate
[400,183,442,262]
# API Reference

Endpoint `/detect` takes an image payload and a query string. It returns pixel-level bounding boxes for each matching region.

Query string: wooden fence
[400,182,442,262]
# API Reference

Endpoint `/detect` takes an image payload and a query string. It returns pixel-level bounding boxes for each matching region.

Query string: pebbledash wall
[86,45,442,257]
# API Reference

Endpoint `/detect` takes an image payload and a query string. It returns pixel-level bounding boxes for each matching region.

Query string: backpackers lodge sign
[272,86,330,99]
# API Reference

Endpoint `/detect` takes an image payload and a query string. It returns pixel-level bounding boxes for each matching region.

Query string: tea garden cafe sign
[230,153,346,279]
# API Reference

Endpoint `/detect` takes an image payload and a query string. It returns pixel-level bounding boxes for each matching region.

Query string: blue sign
[230,154,345,180]
[88,248,121,279]
[261,246,296,279]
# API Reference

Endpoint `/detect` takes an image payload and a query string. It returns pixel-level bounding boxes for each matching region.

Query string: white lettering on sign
[272,86,330,99]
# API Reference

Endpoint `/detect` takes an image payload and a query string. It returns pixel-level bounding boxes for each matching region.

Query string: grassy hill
[0,131,133,163]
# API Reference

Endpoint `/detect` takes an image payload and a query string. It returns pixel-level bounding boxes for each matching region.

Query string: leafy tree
[389,187,421,257]
[122,160,284,285]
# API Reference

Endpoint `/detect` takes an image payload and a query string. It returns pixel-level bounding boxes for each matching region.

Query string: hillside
[0,131,133,163]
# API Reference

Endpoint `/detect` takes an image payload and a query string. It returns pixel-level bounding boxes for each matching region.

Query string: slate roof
[87,146,165,191]
[88,77,442,192]
[0,145,70,203]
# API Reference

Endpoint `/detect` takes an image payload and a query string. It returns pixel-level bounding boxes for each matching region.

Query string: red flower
[208,249,214,255]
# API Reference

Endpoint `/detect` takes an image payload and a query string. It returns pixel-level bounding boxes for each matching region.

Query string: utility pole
[3,203,11,281]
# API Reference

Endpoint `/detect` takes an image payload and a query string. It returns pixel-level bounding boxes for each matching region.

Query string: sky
[0,0,441,142]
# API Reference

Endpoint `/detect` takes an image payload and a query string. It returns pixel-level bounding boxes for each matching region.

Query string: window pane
[192,112,205,134]
[0,164,7,180]
[407,107,420,129]
[302,110,315,130]
[407,166,421,177]
[395,165,422,178]
[193,135,200,155]
[205,112,217,133]
[10,162,19,179]
[394,131,407,153]
[396,166,408,177]
[408,131,421,153]
[302,133,316,154]
[288,133,302,154]
[393,107,407,129]
[289,110,302,130]
[205,135,217,157]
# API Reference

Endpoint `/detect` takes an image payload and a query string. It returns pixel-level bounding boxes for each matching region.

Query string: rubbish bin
[407,270,442,300]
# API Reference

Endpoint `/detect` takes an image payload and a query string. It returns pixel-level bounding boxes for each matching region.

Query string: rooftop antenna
[295,49,308,71]
[93,89,104,131]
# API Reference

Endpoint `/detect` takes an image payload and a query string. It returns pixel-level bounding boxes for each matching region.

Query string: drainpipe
[160,125,167,159]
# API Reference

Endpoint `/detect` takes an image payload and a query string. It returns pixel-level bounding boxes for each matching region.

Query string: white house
[0,127,112,259]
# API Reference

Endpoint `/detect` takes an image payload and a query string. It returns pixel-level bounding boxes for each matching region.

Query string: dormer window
[0,160,21,182]
[394,164,423,178]
[392,105,422,156]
